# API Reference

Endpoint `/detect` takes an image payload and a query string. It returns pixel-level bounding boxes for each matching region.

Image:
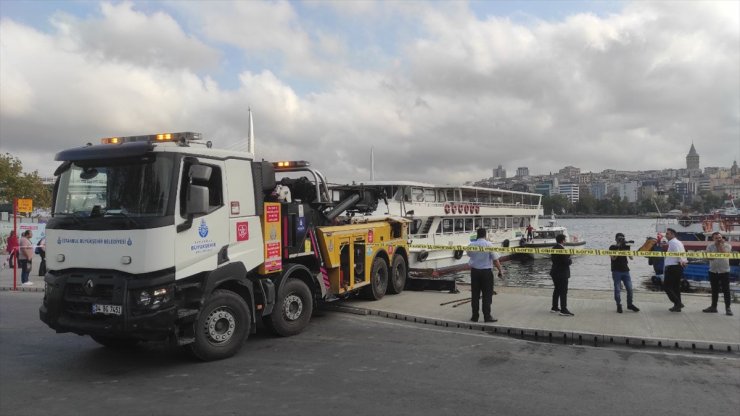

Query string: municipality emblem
[198,219,209,238]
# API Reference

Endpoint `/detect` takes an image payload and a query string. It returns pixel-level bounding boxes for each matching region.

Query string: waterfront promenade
[3,260,738,352]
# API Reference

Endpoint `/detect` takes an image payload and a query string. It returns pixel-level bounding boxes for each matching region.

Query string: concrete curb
[324,304,740,354]
[1,286,44,293]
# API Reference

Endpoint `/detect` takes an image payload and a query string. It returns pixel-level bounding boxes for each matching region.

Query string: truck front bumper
[39,268,177,341]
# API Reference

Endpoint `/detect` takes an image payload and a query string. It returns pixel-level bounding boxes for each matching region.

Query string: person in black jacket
[550,234,574,316]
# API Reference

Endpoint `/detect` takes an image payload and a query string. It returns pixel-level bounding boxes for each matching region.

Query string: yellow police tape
[408,243,740,259]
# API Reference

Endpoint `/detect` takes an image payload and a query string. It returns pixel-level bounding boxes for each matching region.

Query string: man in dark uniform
[550,234,573,316]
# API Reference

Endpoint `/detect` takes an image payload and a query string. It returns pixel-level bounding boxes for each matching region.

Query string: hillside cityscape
[468,144,740,215]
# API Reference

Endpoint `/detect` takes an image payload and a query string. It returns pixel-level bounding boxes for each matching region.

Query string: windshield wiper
[103,209,141,228]
[54,212,85,227]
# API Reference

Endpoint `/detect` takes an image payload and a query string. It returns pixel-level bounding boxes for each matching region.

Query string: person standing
[467,228,503,323]
[18,230,34,286]
[664,228,687,312]
[650,235,666,279]
[550,234,574,316]
[609,233,640,313]
[6,230,18,268]
[703,232,733,316]
[526,224,534,242]
[37,236,47,276]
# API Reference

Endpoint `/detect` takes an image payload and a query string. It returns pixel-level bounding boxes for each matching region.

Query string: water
[454,218,661,292]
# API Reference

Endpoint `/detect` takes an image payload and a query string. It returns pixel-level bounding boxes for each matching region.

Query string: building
[674,179,697,203]
[617,181,640,203]
[558,182,580,203]
[558,166,581,179]
[492,165,506,179]
[686,143,700,170]
[590,182,608,200]
[516,167,529,177]
[535,177,558,196]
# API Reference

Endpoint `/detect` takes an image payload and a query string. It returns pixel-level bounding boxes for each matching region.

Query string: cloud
[0,1,738,186]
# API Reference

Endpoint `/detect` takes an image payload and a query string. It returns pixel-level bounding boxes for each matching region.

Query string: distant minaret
[370,147,375,180]
[247,108,255,155]
[686,143,699,170]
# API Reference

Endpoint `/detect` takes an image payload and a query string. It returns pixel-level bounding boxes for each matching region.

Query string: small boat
[655,213,740,249]
[515,214,586,259]
[639,235,739,290]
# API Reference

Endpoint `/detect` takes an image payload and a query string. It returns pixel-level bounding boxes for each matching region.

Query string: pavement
[337,282,740,353]
[3,256,738,352]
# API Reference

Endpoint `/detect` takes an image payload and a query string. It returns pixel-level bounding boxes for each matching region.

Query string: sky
[0,0,738,185]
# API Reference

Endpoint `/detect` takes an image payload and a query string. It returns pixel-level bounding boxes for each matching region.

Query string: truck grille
[62,273,122,319]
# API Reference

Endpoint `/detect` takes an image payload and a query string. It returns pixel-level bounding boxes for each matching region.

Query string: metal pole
[13,198,17,291]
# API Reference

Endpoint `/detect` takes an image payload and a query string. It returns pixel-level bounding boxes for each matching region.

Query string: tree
[542,194,571,215]
[0,153,52,209]
[573,194,596,214]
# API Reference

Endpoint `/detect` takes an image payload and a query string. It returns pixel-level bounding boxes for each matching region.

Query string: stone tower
[686,143,699,170]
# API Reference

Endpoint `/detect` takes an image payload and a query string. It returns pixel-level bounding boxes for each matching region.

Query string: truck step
[177,308,199,319]
[177,337,195,346]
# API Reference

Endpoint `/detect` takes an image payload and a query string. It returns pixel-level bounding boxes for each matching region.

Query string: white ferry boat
[331,181,543,276]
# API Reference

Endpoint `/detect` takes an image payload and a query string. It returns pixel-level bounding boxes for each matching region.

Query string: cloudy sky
[1,1,738,185]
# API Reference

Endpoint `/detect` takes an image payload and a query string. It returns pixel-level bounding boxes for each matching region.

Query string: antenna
[247,108,255,155]
[370,146,375,180]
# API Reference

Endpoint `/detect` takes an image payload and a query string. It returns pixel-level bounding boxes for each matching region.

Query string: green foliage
[0,153,52,209]
[542,194,571,215]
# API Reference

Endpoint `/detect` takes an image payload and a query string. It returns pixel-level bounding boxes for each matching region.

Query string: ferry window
[410,219,422,235]
[474,218,482,229]
[454,219,464,231]
[411,187,424,202]
[423,188,436,202]
[403,187,412,202]
[443,219,453,233]
[465,218,473,230]
[506,217,513,228]
[483,218,491,228]
[438,190,447,202]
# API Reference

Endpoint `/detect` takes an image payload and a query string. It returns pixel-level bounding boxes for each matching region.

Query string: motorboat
[514,214,586,259]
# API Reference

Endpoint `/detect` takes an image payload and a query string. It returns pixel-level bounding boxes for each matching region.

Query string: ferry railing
[410,201,541,210]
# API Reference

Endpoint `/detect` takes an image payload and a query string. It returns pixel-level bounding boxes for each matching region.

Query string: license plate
[92,304,122,315]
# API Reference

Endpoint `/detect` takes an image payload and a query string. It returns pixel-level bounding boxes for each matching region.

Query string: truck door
[174,158,230,280]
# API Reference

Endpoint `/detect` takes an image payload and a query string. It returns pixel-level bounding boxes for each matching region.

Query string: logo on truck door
[198,219,209,238]
[191,219,216,254]
[236,222,249,241]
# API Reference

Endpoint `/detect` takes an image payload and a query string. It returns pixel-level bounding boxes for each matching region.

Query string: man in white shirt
[663,228,687,312]
[467,228,503,323]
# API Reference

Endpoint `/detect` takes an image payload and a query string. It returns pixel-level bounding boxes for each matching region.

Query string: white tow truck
[40,132,409,360]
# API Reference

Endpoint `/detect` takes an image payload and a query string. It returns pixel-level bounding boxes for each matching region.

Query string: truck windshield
[54,155,175,218]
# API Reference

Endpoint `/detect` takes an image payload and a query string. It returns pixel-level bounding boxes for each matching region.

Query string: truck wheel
[263,278,313,337]
[90,335,140,349]
[188,289,250,361]
[363,257,388,300]
[387,254,407,294]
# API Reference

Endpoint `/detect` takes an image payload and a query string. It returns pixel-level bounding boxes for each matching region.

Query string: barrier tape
[408,243,740,259]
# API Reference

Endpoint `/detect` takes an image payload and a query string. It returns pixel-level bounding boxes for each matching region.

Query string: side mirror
[187,184,209,215]
[189,165,212,182]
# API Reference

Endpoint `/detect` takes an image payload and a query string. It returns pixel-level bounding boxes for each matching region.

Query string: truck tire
[263,278,313,337]
[90,335,140,349]
[188,289,251,361]
[387,254,407,294]
[362,257,388,300]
